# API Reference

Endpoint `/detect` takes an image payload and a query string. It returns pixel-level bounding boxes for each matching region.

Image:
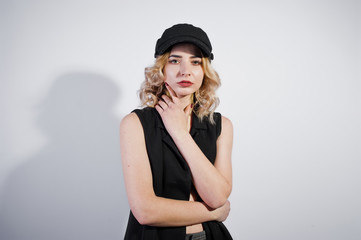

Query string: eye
[192,59,202,65]
[168,59,180,64]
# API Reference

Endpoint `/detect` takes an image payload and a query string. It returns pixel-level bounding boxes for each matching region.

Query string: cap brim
[156,36,213,60]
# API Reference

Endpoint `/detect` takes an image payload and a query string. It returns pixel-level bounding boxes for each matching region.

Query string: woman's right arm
[120,112,230,227]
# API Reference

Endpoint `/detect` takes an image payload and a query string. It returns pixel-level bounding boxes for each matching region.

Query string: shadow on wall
[0,72,129,240]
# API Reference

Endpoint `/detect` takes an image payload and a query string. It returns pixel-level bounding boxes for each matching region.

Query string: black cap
[154,23,214,60]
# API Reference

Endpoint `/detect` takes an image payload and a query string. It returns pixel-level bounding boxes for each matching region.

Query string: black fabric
[185,230,206,240]
[202,221,233,240]
[154,23,214,60]
[124,107,232,240]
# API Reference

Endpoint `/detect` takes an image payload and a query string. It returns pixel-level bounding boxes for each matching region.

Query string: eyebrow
[169,54,202,58]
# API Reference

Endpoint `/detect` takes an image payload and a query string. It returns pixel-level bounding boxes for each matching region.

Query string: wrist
[170,129,190,142]
[204,203,218,221]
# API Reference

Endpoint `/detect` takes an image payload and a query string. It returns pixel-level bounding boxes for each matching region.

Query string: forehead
[170,43,202,57]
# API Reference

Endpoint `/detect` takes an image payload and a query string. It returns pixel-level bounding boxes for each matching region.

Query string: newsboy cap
[154,23,214,60]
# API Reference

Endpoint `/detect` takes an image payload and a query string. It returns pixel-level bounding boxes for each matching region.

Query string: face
[163,43,204,99]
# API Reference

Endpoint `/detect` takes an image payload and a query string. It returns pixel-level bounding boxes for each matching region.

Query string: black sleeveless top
[124,107,232,240]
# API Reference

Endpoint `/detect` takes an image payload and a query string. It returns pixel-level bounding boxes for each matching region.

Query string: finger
[165,83,178,99]
[184,103,193,116]
[155,104,163,114]
[157,100,168,109]
[161,95,173,105]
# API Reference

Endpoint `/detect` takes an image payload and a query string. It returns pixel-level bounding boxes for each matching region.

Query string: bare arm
[171,116,233,209]
[120,113,230,227]
[156,85,233,209]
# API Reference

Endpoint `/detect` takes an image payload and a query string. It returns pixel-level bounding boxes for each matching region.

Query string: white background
[1,0,360,239]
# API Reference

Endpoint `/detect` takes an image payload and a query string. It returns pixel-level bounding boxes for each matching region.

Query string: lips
[177,80,193,87]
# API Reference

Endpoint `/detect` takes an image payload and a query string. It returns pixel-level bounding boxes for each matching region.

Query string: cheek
[163,66,177,81]
[195,70,204,82]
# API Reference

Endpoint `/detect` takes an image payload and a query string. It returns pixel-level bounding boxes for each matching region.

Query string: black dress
[124,107,232,240]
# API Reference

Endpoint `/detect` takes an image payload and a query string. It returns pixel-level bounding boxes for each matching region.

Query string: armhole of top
[131,109,146,136]
[215,112,222,139]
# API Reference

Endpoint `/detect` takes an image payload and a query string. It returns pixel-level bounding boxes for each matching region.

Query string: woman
[120,23,233,240]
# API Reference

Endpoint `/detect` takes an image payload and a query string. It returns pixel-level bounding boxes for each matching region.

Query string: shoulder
[213,114,232,139]
[119,112,142,134]
[219,115,233,140]
[120,107,152,129]
[132,107,159,123]
[121,107,155,124]
[120,107,159,135]
[132,106,155,115]
[212,112,232,127]
[221,115,233,131]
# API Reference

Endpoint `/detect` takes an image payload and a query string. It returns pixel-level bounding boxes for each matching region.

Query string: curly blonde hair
[139,52,221,123]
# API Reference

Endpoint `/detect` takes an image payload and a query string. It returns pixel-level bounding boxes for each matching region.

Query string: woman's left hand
[155,84,192,137]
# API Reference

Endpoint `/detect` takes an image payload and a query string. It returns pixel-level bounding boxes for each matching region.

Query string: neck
[177,94,193,111]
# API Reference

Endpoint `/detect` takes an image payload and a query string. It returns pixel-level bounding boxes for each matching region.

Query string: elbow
[206,196,228,209]
[205,185,232,209]
[131,205,153,225]
[135,211,152,226]
[130,199,158,225]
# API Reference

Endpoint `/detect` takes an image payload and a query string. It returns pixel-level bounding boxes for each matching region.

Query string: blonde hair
[139,52,221,123]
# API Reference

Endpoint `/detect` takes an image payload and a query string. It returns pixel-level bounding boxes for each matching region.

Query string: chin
[175,89,197,98]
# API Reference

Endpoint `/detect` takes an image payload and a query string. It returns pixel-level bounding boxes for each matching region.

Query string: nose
[179,61,191,76]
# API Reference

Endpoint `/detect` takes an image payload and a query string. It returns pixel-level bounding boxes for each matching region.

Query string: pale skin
[120,44,233,233]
